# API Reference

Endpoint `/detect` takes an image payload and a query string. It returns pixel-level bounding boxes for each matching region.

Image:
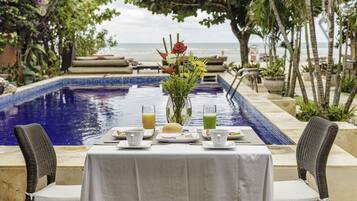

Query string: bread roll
[162,123,183,133]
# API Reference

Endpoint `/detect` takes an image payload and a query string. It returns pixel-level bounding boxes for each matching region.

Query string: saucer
[117,141,152,149]
[156,133,199,143]
[111,128,154,139]
[199,128,244,140]
[202,141,236,149]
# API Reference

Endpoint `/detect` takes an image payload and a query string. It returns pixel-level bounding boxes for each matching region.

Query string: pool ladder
[226,68,260,100]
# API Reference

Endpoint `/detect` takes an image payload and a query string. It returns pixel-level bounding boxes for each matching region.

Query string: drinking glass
[142,105,156,129]
[203,105,217,129]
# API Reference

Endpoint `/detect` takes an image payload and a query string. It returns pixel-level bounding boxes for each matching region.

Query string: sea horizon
[99,42,337,63]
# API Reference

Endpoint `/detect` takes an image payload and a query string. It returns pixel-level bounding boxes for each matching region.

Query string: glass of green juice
[203,105,217,129]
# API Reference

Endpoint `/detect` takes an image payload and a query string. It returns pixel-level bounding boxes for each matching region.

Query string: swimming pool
[0,76,293,145]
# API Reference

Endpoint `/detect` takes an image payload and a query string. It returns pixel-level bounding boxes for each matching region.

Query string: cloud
[96,0,239,43]
[97,0,329,43]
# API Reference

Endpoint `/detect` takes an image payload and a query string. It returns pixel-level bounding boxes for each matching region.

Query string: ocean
[99,43,337,64]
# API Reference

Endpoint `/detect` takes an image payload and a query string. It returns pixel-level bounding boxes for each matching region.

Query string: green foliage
[126,0,257,65]
[296,99,321,121]
[223,62,239,72]
[0,32,18,53]
[0,0,119,85]
[75,29,118,56]
[341,78,357,93]
[243,63,260,69]
[302,65,314,73]
[126,0,255,33]
[296,97,355,122]
[261,59,285,78]
[337,1,356,44]
[327,105,355,122]
[22,43,61,84]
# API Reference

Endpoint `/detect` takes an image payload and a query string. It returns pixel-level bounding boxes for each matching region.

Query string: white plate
[156,133,199,143]
[199,128,244,140]
[117,141,152,149]
[202,141,236,149]
[111,127,154,139]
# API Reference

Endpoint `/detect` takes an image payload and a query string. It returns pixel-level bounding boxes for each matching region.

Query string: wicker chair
[14,123,81,201]
[274,116,338,201]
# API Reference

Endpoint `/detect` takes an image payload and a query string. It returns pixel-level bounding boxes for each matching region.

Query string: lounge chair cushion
[34,184,81,201]
[206,65,226,72]
[75,56,98,60]
[72,59,129,67]
[68,66,133,74]
[273,180,319,201]
[76,56,125,60]
[199,57,225,65]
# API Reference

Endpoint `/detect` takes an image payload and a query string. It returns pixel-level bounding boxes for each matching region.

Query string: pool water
[0,82,292,145]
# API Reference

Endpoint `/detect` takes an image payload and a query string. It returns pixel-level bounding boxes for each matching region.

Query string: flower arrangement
[157,34,207,125]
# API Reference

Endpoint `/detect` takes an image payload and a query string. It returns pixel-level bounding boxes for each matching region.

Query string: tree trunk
[15,46,24,85]
[323,0,335,110]
[230,20,250,66]
[344,84,357,112]
[289,70,297,97]
[333,6,344,106]
[306,0,325,105]
[289,28,302,97]
[305,22,318,104]
[285,27,295,96]
[269,0,309,103]
[238,32,250,66]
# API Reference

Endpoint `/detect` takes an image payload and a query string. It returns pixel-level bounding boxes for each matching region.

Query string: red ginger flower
[172,42,187,54]
[162,66,174,74]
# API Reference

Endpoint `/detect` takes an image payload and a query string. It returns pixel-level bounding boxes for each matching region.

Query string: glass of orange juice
[142,105,156,129]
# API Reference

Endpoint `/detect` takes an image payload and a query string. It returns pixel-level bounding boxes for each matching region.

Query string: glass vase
[166,96,192,125]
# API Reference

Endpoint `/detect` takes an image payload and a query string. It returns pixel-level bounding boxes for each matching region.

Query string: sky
[97,0,331,44]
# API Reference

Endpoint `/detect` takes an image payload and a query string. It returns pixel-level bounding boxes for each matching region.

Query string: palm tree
[269,0,309,103]
[333,1,344,106]
[304,21,318,104]
[345,85,357,112]
[323,0,335,110]
[305,0,325,105]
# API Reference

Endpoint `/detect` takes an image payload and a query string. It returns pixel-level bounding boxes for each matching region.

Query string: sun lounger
[161,55,227,73]
[203,57,226,72]
[69,57,133,74]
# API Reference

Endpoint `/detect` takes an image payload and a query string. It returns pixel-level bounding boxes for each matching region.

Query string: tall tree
[126,0,257,66]
[269,0,309,103]
[323,0,335,110]
[304,22,318,104]
[306,0,325,105]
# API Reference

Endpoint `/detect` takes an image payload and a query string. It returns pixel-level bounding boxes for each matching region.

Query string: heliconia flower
[172,42,187,54]
[156,49,167,59]
[162,67,174,74]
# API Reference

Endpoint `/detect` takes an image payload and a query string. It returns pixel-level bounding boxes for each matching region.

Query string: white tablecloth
[81,144,273,201]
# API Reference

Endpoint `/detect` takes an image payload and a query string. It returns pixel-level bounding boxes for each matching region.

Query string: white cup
[125,128,144,146]
[210,129,229,147]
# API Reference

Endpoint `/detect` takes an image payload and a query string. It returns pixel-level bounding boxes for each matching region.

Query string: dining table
[81,126,273,201]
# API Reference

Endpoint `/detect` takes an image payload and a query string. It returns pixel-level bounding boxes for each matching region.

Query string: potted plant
[158,34,207,125]
[261,60,285,94]
[302,65,314,81]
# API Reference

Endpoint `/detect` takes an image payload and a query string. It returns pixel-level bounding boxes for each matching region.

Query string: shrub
[327,105,355,122]
[243,63,260,69]
[296,98,355,122]
[341,78,357,93]
[301,65,314,73]
[296,99,321,121]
